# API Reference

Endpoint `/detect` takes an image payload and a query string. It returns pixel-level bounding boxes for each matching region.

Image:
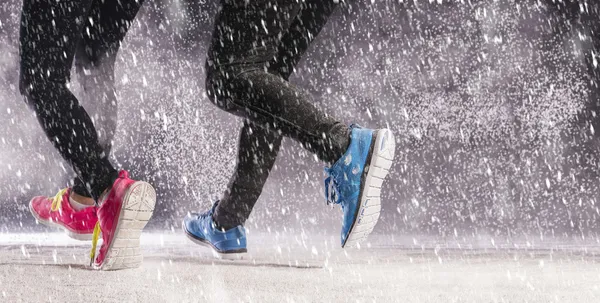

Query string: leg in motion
[211,121,282,231]
[212,0,343,232]
[70,0,146,199]
[184,0,340,256]
[20,0,156,270]
[184,0,396,256]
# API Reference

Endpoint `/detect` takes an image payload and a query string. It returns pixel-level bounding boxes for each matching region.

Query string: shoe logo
[344,155,352,166]
[357,200,368,224]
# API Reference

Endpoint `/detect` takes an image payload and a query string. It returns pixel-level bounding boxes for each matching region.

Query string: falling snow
[1,0,600,301]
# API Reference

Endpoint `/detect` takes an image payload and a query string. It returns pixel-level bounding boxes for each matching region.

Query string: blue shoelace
[324,167,341,206]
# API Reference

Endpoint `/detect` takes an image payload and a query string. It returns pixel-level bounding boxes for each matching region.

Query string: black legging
[210,0,348,228]
[19,0,144,200]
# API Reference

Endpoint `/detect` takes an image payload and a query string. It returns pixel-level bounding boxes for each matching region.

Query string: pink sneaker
[29,188,97,241]
[91,170,156,270]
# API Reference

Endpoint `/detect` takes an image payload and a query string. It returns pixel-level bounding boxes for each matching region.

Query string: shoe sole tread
[95,181,156,271]
[344,128,395,248]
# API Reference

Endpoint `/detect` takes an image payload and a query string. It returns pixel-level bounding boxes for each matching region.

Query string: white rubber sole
[94,181,156,271]
[28,201,94,241]
[343,128,396,248]
[182,223,246,261]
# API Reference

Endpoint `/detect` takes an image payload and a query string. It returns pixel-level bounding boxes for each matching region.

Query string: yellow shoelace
[90,191,109,266]
[49,188,101,266]
[90,221,101,266]
[50,188,68,212]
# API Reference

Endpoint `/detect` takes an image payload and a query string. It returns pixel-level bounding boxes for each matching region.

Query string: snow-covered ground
[0,232,598,302]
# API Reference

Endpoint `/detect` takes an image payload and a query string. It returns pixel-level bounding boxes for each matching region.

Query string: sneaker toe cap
[29,196,52,218]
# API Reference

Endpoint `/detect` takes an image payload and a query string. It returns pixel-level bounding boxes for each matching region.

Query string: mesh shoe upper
[324,125,374,246]
[29,188,97,234]
[183,202,247,253]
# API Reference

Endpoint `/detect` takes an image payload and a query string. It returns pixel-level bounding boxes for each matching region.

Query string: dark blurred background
[1,0,600,239]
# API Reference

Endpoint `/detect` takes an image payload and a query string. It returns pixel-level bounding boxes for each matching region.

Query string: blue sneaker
[325,125,395,248]
[182,202,247,258]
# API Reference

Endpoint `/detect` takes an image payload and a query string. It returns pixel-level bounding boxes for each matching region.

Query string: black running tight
[19,0,144,199]
[210,0,347,228]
